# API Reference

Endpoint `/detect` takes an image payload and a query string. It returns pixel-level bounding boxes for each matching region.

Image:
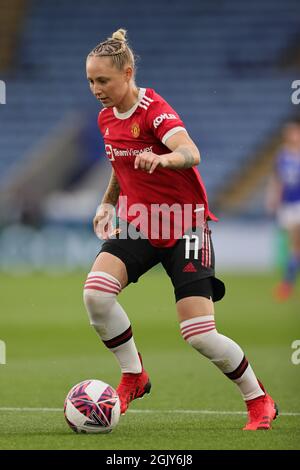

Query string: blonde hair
[88,28,135,72]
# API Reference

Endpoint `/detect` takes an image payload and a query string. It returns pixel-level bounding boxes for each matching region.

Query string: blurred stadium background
[1,0,300,273]
[0,0,300,450]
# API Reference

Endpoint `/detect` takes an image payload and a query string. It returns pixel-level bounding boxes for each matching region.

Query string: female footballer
[83,28,278,430]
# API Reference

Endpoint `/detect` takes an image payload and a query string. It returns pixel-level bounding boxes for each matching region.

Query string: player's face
[283,124,300,149]
[86,56,131,108]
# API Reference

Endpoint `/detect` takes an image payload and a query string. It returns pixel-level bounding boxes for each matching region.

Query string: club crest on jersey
[131,122,140,138]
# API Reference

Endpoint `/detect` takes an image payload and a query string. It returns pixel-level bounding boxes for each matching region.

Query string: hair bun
[111,28,127,42]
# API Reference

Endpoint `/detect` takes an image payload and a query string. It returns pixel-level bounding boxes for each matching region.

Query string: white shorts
[277,201,300,229]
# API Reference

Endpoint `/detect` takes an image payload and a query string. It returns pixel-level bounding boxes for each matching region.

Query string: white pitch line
[0,407,299,416]
[0,407,62,412]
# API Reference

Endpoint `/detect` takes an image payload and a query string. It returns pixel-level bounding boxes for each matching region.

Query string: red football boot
[273,282,293,301]
[243,389,279,430]
[116,354,151,415]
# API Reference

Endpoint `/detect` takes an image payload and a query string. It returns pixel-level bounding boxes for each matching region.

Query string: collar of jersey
[113,88,146,120]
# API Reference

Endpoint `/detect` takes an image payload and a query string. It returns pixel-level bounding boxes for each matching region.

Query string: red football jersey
[98,87,217,247]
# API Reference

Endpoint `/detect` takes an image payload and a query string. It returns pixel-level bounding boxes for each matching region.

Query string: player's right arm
[93,169,120,239]
[100,168,120,206]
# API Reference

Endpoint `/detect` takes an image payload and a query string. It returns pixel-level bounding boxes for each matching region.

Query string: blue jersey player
[267,122,300,300]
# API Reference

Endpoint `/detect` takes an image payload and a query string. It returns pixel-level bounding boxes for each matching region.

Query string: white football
[64,379,120,433]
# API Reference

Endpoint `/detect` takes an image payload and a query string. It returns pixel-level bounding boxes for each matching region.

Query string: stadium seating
[0,0,299,208]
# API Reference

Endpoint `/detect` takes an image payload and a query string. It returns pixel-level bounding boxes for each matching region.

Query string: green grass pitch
[0,268,299,450]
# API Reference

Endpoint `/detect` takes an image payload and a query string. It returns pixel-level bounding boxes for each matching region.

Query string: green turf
[0,268,299,449]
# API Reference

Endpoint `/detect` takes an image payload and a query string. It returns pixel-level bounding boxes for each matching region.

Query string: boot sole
[274,402,279,420]
[256,402,279,430]
[138,381,152,399]
[120,381,152,415]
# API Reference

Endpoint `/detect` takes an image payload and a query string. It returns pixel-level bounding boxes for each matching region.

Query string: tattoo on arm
[102,171,120,206]
[177,146,195,168]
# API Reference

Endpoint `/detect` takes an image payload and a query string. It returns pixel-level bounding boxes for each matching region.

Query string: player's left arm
[134,131,200,174]
[160,131,200,170]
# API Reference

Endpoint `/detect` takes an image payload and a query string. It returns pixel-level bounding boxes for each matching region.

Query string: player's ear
[124,66,133,83]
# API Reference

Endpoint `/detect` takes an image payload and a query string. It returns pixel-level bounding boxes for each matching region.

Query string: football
[64,379,120,433]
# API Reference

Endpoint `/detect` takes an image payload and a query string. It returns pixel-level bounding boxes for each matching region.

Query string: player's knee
[183,330,218,356]
[83,271,121,324]
[83,288,116,318]
[180,318,219,357]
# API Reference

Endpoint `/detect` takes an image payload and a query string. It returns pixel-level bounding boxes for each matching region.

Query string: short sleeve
[146,99,187,145]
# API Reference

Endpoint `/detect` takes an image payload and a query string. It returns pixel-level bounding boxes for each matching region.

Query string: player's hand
[93,203,115,240]
[134,152,168,174]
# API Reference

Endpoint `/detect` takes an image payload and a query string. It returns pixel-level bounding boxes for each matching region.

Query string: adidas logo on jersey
[182,262,197,273]
[153,113,177,129]
[104,128,109,136]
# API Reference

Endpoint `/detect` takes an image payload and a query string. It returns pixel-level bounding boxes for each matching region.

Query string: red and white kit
[98,87,216,247]
[86,87,279,429]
